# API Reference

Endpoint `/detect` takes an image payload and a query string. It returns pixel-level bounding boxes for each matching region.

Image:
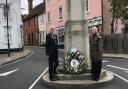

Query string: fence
[103,33,128,53]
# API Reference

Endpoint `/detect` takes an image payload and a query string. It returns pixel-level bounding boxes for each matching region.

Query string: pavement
[26,46,128,59]
[0,49,31,66]
[0,47,128,89]
[42,69,114,89]
[0,47,50,89]
[0,46,127,67]
[103,53,128,59]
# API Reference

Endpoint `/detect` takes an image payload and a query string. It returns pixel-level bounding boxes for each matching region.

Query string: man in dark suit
[90,27,103,81]
[45,26,59,81]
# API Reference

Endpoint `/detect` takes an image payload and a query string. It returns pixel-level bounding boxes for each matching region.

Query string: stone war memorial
[42,0,114,89]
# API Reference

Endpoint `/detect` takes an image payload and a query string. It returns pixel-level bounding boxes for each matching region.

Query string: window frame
[47,11,50,23]
[57,27,65,44]
[2,4,10,18]
[58,5,63,21]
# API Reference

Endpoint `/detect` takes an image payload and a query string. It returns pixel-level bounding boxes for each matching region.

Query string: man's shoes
[91,76,96,80]
[50,77,57,81]
[95,77,100,81]
[54,71,59,74]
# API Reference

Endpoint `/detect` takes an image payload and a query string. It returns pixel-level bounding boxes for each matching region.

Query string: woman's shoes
[92,76,100,81]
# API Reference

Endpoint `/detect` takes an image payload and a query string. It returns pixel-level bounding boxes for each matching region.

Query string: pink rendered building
[45,0,102,45]
[45,0,66,44]
[86,0,102,33]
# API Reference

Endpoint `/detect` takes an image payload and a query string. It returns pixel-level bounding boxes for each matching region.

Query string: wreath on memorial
[62,50,87,75]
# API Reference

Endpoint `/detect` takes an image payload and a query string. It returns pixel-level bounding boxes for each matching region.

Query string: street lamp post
[6,0,10,57]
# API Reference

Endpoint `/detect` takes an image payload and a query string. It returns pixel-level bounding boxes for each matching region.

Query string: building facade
[23,1,46,46]
[0,0,23,51]
[45,0,102,45]
[45,0,66,45]
[87,0,102,32]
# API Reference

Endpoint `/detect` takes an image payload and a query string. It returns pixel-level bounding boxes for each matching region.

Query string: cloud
[21,0,28,14]
[33,0,43,7]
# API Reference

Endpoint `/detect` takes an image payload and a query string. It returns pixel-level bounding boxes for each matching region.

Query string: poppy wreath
[62,51,87,75]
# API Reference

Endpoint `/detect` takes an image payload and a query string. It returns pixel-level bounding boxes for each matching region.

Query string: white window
[35,32,38,40]
[43,30,46,40]
[4,26,12,42]
[47,12,50,22]
[58,27,65,44]
[42,15,44,24]
[59,6,63,20]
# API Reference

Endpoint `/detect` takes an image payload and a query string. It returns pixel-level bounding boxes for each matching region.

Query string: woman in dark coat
[89,27,103,81]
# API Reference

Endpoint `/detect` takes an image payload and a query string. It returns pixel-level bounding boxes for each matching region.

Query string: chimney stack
[28,0,33,13]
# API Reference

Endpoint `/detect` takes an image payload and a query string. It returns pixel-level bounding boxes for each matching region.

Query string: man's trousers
[48,55,59,79]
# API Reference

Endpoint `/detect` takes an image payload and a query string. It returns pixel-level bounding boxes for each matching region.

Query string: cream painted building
[38,14,46,46]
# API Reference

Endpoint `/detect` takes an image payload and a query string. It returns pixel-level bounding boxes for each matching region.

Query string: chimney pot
[28,0,33,13]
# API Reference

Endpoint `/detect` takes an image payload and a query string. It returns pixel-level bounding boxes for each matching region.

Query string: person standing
[89,27,103,81]
[45,26,59,81]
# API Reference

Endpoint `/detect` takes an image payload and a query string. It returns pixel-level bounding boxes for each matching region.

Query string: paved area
[0,50,31,65]
[0,47,128,89]
[103,53,128,59]
[0,47,63,89]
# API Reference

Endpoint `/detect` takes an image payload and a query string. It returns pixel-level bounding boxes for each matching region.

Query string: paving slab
[0,50,31,65]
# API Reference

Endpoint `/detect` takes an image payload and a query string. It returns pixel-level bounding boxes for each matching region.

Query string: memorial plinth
[65,0,90,66]
[42,0,114,88]
[42,69,114,89]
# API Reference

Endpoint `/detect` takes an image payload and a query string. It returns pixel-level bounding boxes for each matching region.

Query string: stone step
[57,67,92,74]
[56,73,91,80]
[56,70,107,80]
[42,70,114,89]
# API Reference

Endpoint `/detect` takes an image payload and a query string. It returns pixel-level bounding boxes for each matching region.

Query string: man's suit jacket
[45,33,58,57]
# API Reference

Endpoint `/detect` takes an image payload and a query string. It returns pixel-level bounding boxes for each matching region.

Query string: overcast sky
[21,0,43,14]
